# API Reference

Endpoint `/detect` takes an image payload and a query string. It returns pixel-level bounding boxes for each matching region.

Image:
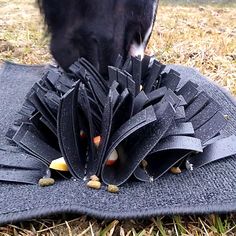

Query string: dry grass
[0,0,236,235]
[147,4,236,94]
[0,0,50,64]
[0,215,236,236]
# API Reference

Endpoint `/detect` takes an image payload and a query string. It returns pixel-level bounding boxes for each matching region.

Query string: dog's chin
[50,47,79,72]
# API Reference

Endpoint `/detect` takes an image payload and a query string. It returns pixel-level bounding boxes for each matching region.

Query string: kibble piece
[141,160,148,169]
[38,178,55,187]
[90,175,100,181]
[87,180,101,190]
[107,184,119,193]
[170,167,182,174]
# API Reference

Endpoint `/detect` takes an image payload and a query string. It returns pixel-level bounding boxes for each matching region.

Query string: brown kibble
[38,178,55,187]
[107,184,119,193]
[141,160,148,169]
[90,175,100,181]
[87,180,101,190]
[170,167,182,174]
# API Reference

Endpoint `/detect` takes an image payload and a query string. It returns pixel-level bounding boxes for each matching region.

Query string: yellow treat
[87,180,101,190]
[49,157,69,172]
[90,175,100,181]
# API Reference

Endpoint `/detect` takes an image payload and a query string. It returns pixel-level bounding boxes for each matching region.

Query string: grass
[0,0,236,235]
[147,4,236,95]
[1,215,236,235]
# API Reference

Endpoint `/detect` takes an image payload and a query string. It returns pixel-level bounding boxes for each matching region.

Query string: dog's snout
[38,0,159,76]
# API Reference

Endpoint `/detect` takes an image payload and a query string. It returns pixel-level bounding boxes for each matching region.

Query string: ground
[0,0,236,235]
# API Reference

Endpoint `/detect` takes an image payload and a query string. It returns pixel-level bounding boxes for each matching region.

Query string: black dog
[38,0,159,75]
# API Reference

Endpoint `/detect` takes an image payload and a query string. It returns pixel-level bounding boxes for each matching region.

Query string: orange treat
[93,136,101,147]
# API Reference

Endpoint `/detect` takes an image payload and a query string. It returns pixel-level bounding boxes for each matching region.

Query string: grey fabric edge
[1,201,236,225]
[216,85,236,106]
[0,63,6,77]
[2,61,48,68]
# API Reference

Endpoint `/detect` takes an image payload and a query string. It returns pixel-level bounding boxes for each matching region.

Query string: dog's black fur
[38,0,158,75]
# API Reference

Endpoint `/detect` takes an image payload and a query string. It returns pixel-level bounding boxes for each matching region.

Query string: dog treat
[93,136,101,148]
[50,157,69,172]
[3,55,236,186]
[141,160,148,169]
[107,184,119,193]
[38,177,55,187]
[170,167,182,174]
[87,180,101,190]
[105,149,119,166]
[90,175,100,181]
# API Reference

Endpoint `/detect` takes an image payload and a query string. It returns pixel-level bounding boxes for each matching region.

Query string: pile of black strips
[5,55,236,188]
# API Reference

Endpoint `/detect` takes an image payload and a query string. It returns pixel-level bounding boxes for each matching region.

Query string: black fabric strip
[33,83,57,121]
[122,56,132,72]
[163,122,194,137]
[114,54,123,68]
[143,60,163,93]
[176,81,199,104]
[146,87,167,106]
[133,91,149,115]
[108,66,118,86]
[187,135,236,169]
[0,168,47,184]
[0,150,46,170]
[141,55,151,79]
[77,83,97,175]
[131,56,142,95]
[57,84,86,179]
[96,95,114,174]
[105,106,157,160]
[20,130,61,164]
[102,102,175,186]
[178,95,187,106]
[46,71,60,87]
[190,100,221,129]
[19,100,36,118]
[80,58,107,90]
[113,89,129,116]
[27,93,56,132]
[194,112,227,143]
[135,136,202,181]
[12,124,45,160]
[44,91,60,114]
[185,92,209,121]
[150,136,202,155]
[160,72,181,91]
[161,89,181,107]
[175,106,186,121]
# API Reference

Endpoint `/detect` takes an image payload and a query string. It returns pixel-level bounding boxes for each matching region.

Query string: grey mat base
[0,62,236,225]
